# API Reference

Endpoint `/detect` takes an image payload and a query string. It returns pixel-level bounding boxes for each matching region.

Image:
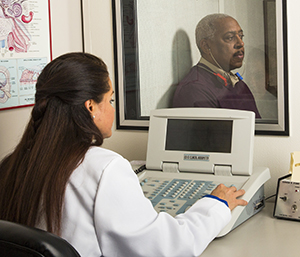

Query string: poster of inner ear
[112,0,288,135]
[0,0,52,111]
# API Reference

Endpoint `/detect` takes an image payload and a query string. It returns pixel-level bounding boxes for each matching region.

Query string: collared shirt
[199,57,240,86]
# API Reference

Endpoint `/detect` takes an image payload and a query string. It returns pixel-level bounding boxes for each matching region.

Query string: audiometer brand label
[184,154,209,161]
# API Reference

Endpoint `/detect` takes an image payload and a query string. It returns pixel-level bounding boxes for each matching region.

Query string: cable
[208,49,233,82]
[265,194,276,201]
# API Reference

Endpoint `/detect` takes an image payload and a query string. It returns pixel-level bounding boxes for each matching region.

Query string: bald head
[195,13,231,53]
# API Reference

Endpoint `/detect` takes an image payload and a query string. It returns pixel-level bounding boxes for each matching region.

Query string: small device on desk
[137,108,270,237]
[274,152,300,221]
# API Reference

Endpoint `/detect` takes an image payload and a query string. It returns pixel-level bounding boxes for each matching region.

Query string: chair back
[0,220,80,257]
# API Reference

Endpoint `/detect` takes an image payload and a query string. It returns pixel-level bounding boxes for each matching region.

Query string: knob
[280,196,287,201]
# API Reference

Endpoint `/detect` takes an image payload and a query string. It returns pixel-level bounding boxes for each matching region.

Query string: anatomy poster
[0,0,51,110]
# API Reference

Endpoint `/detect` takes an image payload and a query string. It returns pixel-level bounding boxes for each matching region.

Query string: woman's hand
[211,184,248,210]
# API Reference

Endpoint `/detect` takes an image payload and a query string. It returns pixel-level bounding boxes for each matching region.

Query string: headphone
[197,63,229,87]
[202,48,243,86]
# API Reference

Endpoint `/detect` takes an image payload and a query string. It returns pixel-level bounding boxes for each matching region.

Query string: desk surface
[201,201,300,257]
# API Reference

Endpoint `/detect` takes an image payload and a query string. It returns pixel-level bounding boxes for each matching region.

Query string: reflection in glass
[113,0,288,135]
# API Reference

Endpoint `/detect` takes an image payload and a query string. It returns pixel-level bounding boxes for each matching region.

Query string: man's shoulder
[177,64,216,88]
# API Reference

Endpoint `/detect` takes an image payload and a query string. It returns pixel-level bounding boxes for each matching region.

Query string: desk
[201,201,300,257]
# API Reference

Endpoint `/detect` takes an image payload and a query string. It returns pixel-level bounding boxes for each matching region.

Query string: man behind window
[172,13,261,118]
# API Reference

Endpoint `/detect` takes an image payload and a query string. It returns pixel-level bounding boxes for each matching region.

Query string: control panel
[140,177,218,216]
[274,174,300,220]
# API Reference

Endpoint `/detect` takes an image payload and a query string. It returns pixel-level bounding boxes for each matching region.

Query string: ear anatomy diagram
[0,0,50,110]
[0,66,11,103]
[20,67,40,85]
[0,0,33,55]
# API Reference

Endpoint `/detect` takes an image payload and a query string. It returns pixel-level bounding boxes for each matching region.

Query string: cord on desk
[265,194,276,201]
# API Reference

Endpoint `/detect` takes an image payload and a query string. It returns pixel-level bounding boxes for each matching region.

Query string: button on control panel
[140,177,217,216]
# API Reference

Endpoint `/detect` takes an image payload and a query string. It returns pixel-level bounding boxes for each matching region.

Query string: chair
[0,220,80,257]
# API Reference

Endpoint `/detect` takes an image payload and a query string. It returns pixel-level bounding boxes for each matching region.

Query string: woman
[0,52,247,257]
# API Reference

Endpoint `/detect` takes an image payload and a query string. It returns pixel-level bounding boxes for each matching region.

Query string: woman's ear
[84,99,94,113]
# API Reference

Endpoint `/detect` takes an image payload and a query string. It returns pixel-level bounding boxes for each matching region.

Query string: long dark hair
[0,52,110,234]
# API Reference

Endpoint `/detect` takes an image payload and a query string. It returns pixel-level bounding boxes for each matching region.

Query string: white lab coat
[60,147,231,257]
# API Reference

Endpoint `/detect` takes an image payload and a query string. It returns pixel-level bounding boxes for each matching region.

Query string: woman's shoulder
[87,146,122,158]
[83,146,125,168]
[85,146,134,171]
[70,147,128,187]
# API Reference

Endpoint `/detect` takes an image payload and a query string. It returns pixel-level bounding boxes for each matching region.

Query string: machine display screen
[165,119,233,153]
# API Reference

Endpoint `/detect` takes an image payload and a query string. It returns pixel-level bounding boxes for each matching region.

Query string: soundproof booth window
[165,119,233,153]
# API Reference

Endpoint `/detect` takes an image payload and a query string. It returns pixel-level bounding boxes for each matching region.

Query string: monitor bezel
[146,108,255,176]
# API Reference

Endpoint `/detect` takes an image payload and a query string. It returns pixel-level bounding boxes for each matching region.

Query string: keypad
[140,178,217,216]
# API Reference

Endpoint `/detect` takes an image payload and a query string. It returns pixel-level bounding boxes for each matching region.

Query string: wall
[138,0,218,115]
[1,0,300,200]
[84,0,300,199]
[0,0,83,159]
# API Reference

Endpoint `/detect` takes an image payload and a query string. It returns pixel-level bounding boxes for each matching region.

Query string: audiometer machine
[136,108,270,237]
